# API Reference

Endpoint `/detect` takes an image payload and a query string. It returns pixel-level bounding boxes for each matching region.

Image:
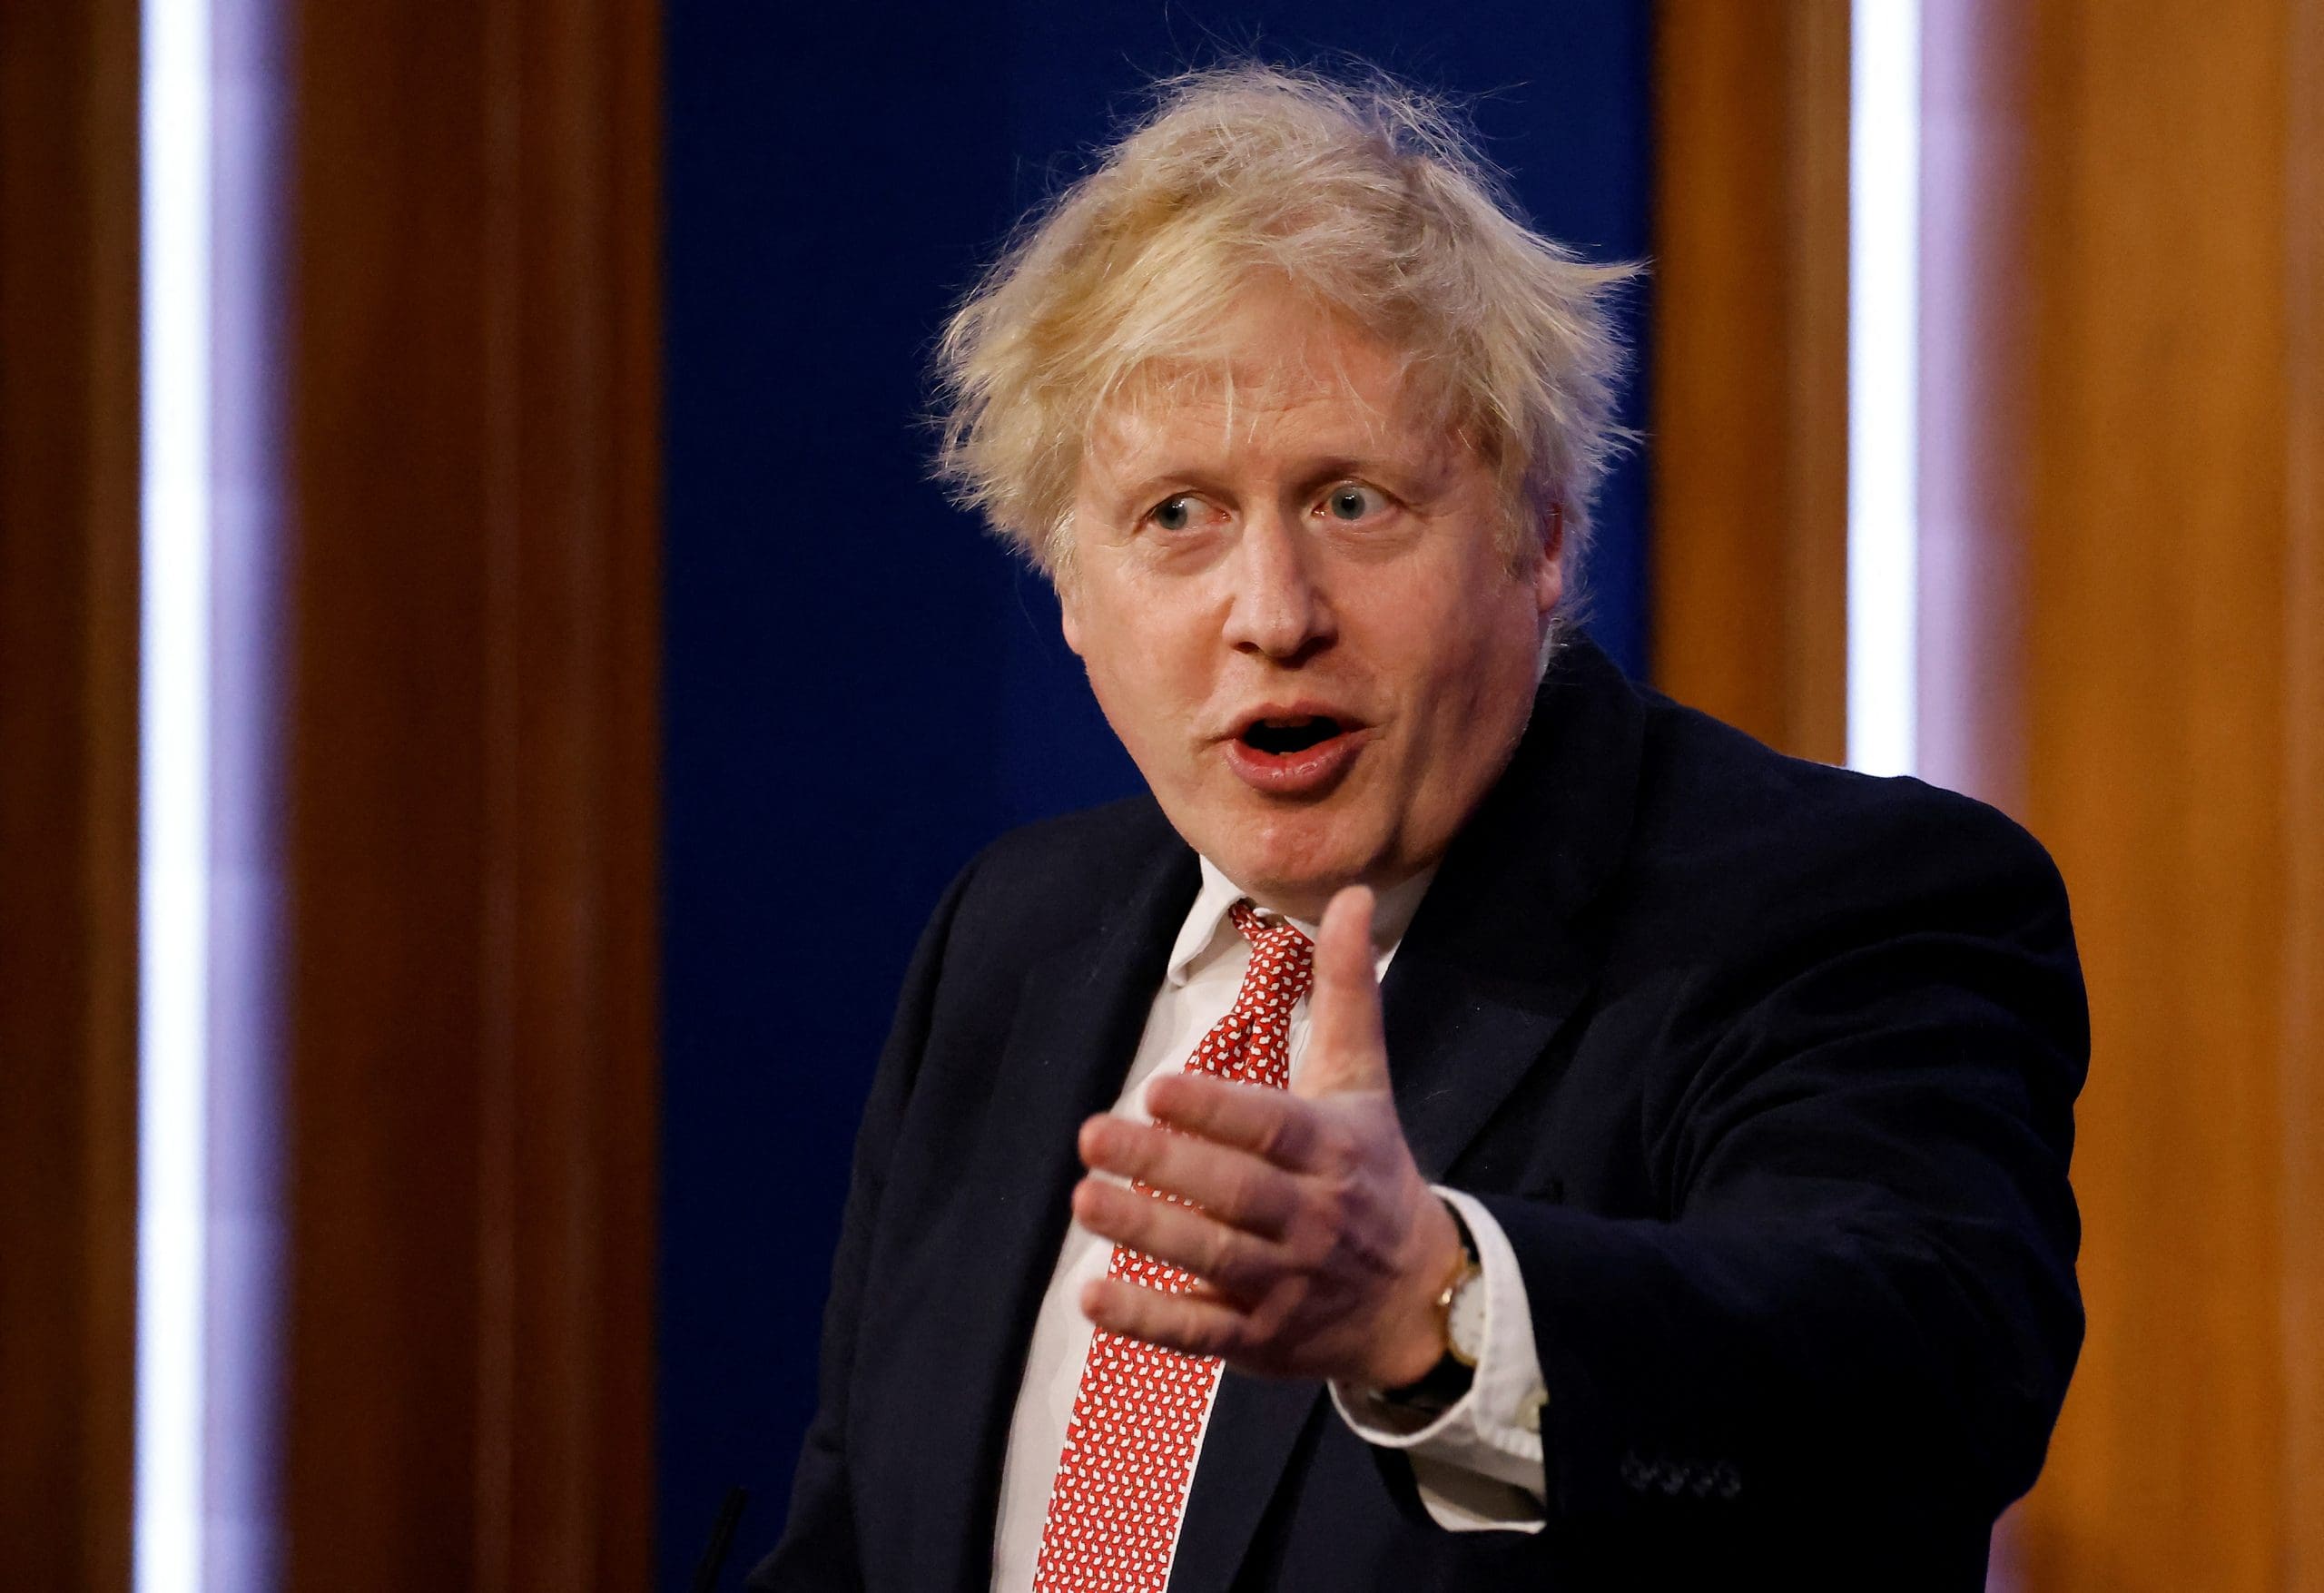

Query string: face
[1059,290,1562,919]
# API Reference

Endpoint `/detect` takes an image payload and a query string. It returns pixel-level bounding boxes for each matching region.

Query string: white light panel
[137,0,212,1588]
[1847,0,1923,776]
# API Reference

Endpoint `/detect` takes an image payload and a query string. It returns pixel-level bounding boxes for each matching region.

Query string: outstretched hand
[1071,885,1461,1387]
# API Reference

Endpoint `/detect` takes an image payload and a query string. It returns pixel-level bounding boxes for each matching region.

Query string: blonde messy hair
[931,63,1635,585]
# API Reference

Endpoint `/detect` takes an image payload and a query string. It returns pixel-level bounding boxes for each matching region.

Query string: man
[753,64,2084,1592]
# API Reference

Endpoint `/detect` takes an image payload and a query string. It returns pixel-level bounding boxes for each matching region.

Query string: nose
[1221,511,1335,662]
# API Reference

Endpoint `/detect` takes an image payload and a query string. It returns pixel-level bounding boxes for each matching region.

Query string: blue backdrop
[658,4,1654,1580]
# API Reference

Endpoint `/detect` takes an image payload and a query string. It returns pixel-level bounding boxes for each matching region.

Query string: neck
[1229,859,1439,946]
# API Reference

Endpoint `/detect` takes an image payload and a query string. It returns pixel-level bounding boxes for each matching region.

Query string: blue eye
[1323,483,1384,522]
[1151,496,1196,532]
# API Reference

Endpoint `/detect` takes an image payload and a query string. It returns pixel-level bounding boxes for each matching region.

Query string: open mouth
[1224,711,1367,794]
[1238,715,1346,756]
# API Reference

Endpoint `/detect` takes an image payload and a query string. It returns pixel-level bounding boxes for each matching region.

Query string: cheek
[1379,565,1532,689]
[1068,583,1208,750]
[1394,580,1541,753]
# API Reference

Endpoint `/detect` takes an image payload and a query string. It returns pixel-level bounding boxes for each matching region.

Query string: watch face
[1447,1266,1487,1366]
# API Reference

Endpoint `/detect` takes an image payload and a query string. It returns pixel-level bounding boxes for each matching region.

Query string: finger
[1078,1115,1299,1237]
[1296,884,1389,1097]
[1082,1274,1252,1361]
[1140,1075,1326,1173]
[1071,1177,1274,1299]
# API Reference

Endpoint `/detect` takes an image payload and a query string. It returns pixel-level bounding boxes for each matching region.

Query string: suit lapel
[906,840,1199,1593]
[1163,634,1648,1593]
[1384,634,1646,1179]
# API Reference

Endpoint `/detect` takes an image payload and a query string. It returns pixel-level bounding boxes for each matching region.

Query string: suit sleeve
[1486,802,2087,1534]
[747,858,981,1591]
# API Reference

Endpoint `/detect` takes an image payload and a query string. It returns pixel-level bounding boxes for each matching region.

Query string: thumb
[1296,885,1389,1098]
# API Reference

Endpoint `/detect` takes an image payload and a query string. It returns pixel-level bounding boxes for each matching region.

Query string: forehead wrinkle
[1095,280,1419,435]
[1089,345,1432,487]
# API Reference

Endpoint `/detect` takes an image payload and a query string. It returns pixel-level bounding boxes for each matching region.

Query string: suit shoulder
[1626,691,2071,933]
[942,792,1184,946]
[969,792,1178,886]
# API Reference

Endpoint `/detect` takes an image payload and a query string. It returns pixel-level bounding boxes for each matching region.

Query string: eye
[1148,494,1198,532]
[1319,482,1388,523]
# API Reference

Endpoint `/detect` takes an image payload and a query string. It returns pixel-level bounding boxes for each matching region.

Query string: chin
[1210,811,1380,913]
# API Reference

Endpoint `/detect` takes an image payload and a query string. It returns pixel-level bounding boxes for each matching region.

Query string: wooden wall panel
[1650,0,1850,762]
[1920,1,2324,1588]
[0,2,142,1588]
[277,0,662,1588]
[2276,2,2323,1583]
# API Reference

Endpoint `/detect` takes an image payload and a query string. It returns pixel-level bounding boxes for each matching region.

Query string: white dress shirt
[989,857,1550,1592]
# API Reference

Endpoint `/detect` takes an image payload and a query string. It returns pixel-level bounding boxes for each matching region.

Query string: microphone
[688,1486,750,1593]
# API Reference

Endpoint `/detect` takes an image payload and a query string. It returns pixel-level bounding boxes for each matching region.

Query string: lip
[1219,708,1374,797]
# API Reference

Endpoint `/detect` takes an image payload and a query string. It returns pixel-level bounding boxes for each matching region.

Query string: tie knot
[1227,900,1314,999]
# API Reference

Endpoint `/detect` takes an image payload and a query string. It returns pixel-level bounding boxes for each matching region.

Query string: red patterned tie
[1032,901,1315,1593]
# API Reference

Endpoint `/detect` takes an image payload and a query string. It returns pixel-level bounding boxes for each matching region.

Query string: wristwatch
[1377,1200,1484,1413]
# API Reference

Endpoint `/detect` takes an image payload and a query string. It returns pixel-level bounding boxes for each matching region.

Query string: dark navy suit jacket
[751,634,2087,1591]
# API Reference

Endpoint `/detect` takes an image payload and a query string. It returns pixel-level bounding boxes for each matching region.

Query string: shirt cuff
[1328,1186,1548,1532]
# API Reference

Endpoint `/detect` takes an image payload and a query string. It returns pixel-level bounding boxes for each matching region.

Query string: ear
[1531,502,1566,619]
[1058,575,1086,657]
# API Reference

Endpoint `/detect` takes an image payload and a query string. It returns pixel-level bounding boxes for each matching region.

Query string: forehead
[1081,290,1449,481]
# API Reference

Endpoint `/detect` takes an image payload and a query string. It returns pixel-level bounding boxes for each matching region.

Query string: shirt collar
[1165,853,1439,987]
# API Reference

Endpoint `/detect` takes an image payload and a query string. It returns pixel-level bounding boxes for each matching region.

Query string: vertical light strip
[137,0,212,1587]
[1847,0,1923,775]
[203,0,292,1579]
